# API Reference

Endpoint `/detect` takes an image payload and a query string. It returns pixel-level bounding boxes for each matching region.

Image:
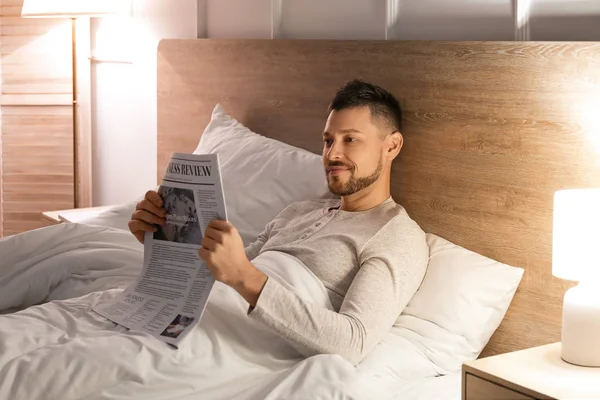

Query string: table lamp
[553,188,600,367]
[21,0,129,207]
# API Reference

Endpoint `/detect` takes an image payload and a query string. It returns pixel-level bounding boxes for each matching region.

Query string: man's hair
[328,79,402,133]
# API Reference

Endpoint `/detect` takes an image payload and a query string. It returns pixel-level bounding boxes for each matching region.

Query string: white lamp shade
[21,0,129,18]
[552,188,600,281]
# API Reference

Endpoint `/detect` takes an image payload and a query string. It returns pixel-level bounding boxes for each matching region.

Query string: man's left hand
[199,219,267,307]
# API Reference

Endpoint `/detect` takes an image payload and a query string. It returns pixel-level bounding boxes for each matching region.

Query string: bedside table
[42,205,114,224]
[462,342,600,400]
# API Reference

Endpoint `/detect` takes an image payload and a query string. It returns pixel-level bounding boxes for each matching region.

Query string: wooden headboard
[157,39,600,357]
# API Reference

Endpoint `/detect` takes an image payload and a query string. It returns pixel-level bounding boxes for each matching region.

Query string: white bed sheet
[0,223,454,400]
[0,223,358,399]
[392,372,462,400]
[0,220,468,400]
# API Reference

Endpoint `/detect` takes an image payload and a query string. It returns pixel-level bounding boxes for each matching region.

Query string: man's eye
[323,139,333,145]
[346,137,356,142]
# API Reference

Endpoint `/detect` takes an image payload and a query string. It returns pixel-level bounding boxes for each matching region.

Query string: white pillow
[359,233,523,384]
[76,188,150,231]
[193,104,336,245]
[77,200,139,231]
[392,233,523,373]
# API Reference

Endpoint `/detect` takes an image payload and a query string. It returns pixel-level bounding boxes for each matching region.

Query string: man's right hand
[128,190,166,244]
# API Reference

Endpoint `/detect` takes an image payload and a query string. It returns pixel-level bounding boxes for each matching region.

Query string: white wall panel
[207,0,271,38]
[91,0,197,206]
[530,0,600,40]
[92,63,140,206]
[532,0,600,16]
[530,15,600,40]
[392,0,514,40]
[281,0,386,40]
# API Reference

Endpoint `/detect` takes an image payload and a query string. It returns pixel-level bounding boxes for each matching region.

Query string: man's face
[322,106,386,196]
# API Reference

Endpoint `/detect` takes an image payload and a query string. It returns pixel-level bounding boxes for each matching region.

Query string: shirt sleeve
[248,219,429,365]
[244,226,271,261]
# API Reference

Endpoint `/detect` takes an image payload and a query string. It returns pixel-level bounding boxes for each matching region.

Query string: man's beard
[326,158,383,196]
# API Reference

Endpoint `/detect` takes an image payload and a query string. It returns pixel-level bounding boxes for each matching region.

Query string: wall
[91,0,197,206]
[203,0,599,41]
[91,0,600,205]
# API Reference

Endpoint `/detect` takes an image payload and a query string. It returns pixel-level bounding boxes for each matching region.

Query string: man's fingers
[132,209,165,225]
[128,219,158,235]
[145,190,163,207]
[129,219,157,244]
[136,199,166,218]
[207,219,233,231]
[134,231,145,244]
[201,236,216,251]
[198,247,211,262]
[204,227,222,242]
[128,189,164,245]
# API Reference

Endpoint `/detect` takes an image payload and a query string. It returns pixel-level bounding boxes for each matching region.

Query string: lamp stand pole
[71,17,79,208]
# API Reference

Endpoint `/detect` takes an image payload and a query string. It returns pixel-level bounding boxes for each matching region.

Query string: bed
[1,39,599,400]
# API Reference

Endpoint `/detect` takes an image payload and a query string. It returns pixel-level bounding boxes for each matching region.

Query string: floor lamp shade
[21,0,129,18]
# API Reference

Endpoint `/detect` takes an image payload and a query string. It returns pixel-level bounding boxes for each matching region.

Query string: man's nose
[326,140,343,160]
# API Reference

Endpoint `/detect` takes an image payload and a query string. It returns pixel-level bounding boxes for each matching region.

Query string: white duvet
[0,223,398,400]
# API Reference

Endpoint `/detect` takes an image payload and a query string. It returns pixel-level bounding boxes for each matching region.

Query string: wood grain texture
[0,0,75,236]
[0,93,72,105]
[0,106,74,236]
[0,23,72,95]
[157,39,600,356]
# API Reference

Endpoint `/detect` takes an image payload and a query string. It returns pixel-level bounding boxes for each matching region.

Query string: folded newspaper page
[93,153,228,347]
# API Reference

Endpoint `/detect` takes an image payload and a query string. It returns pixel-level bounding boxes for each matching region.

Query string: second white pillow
[393,233,524,373]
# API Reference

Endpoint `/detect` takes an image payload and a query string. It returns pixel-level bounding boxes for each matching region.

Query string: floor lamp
[21,0,127,208]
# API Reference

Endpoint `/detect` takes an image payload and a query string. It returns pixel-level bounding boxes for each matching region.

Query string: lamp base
[561,281,600,367]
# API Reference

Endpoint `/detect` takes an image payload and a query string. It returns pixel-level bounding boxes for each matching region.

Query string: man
[128,79,429,365]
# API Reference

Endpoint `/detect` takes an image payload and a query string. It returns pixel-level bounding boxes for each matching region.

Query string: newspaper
[93,153,227,347]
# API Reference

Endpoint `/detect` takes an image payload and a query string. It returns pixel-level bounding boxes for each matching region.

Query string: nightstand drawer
[465,373,533,400]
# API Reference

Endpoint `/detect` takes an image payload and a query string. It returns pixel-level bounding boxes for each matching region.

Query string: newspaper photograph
[93,153,228,347]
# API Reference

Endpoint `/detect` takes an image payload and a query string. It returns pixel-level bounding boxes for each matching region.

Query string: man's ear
[387,131,403,159]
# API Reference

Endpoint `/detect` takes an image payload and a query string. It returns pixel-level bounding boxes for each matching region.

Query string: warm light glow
[2,21,73,84]
[92,16,135,62]
[553,188,600,282]
[21,0,130,18]
[579,99,600,157]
